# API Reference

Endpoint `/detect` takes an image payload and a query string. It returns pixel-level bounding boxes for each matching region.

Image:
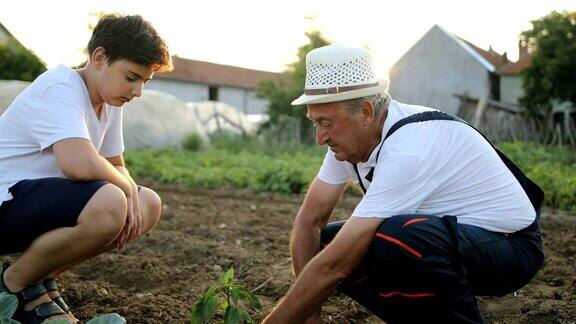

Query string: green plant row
[125,141,575,210]
[498,142,576,211]
[125,148,324,195]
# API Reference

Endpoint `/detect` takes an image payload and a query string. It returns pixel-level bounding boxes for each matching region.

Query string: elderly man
[263,45,544,323]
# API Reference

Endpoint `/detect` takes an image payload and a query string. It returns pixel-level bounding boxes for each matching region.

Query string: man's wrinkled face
[307,102,365,164]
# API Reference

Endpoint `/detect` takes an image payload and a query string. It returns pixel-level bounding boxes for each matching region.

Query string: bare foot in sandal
[1,263,74,323]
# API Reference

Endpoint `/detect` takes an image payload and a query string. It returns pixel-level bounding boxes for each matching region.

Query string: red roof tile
[497,54,532,75]
[459,38,510,69]
[155,56,281,90]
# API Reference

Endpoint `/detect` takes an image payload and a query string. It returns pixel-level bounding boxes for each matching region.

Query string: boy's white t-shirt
[0,65,124,206]
[318,100,536,233]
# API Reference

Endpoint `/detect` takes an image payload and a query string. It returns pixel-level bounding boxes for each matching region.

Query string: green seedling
[191,267,263,324]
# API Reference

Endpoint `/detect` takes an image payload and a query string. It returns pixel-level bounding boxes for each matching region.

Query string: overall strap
[352,110,544,214]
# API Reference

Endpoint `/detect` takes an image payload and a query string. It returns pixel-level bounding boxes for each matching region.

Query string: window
[209,86,219,101]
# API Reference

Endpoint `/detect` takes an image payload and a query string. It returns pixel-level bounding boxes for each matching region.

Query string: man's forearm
[264,252,344,323]
[290,220,322,277]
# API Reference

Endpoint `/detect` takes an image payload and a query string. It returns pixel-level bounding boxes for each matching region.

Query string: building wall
[146,79,269,115]
[389,25,491,115]
[146,79,208,102]
[219,87,247,113]
[500,75,524,105]
[245,91,268,115]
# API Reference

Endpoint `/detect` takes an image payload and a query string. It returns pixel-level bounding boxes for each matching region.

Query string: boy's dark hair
[88,14,173,72]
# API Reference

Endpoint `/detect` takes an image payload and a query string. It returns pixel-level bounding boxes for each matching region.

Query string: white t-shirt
[318,100,536,233]
[0,65,124,206]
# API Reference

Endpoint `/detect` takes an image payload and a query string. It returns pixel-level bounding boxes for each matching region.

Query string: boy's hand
[116,193,133,248]
[128,183,143,240]
[115,183,143,248]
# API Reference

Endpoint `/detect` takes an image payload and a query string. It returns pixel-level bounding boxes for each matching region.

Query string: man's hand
[264,216,383,323]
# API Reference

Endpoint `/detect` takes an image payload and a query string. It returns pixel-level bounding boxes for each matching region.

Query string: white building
[389,25,510,115]
[146,56,280,117]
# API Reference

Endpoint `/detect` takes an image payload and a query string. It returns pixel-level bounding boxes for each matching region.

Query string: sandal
[43,278,72,314]
[1,263,69,323]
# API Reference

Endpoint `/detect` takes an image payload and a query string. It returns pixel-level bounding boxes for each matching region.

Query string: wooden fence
[456,95,576,146]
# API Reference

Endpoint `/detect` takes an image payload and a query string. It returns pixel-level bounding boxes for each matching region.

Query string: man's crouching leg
[322,215,485,324]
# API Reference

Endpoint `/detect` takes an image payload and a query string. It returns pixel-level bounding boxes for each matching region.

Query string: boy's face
[94,52,154,107]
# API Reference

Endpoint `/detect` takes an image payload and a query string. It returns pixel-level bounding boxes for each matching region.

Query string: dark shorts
[0,177,108,255]
[321,214,544,324]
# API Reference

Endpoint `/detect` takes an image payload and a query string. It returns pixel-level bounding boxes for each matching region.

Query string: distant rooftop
[155,56,282,90]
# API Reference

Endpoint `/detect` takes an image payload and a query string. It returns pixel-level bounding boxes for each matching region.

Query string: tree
[519,11,576,119]
[257,30,331,144]
[0,39,46,81]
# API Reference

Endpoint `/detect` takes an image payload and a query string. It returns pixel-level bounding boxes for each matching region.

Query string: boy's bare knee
[140,187,162,231]
[79,184,127,237]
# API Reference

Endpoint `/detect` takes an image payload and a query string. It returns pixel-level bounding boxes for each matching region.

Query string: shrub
[183,132,204,151]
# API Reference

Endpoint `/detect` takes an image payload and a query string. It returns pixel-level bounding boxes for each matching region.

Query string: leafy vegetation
[183,132,204,151]
[126,136,324,194]
[191,267,263,324]
[0,39,46,81]
[126,141,575,211]
[519,11,576,119]
[498,142,576,211]
[257,30,331,144]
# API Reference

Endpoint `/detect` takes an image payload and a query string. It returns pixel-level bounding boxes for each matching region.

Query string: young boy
[0,14,172,323]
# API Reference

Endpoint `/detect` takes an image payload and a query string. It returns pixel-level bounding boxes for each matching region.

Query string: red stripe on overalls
[379,291,435,298]
[375,233,422,258]
[402,217,429,228]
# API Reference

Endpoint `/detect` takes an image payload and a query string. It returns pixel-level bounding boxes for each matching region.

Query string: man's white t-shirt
[318,100,536,233]
[0,65,124,206]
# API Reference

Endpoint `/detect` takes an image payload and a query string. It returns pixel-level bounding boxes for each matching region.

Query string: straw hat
[291,45,389,106]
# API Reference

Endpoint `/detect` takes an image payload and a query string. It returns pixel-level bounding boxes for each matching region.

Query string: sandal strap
[43,278,70,313]
[34,301,67,318]
[15,301,67,324]
[20,282,47,301]
[52,295,70,313]
[43,278,58,292]
[0,263,14,294]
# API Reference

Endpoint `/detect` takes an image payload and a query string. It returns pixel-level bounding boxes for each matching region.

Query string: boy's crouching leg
[5,183,127,291]
[77,183,128,242]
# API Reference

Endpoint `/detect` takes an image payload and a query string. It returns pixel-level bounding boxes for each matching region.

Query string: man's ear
[90,47,108,69]
[361,100,374,124]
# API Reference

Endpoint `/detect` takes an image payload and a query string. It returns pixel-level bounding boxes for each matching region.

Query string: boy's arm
[105,155,135,185]
[53,138,139,247]
[53,138,131,194]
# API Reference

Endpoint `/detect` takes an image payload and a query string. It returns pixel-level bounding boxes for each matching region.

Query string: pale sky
[1,0,575,78]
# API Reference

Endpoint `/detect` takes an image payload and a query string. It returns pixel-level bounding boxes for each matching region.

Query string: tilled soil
[3,183,575,323]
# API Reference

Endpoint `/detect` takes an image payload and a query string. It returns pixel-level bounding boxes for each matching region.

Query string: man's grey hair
[342,92,391,118]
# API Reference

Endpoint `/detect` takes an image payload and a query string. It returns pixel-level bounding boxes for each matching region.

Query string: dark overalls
[321,111,545,323]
